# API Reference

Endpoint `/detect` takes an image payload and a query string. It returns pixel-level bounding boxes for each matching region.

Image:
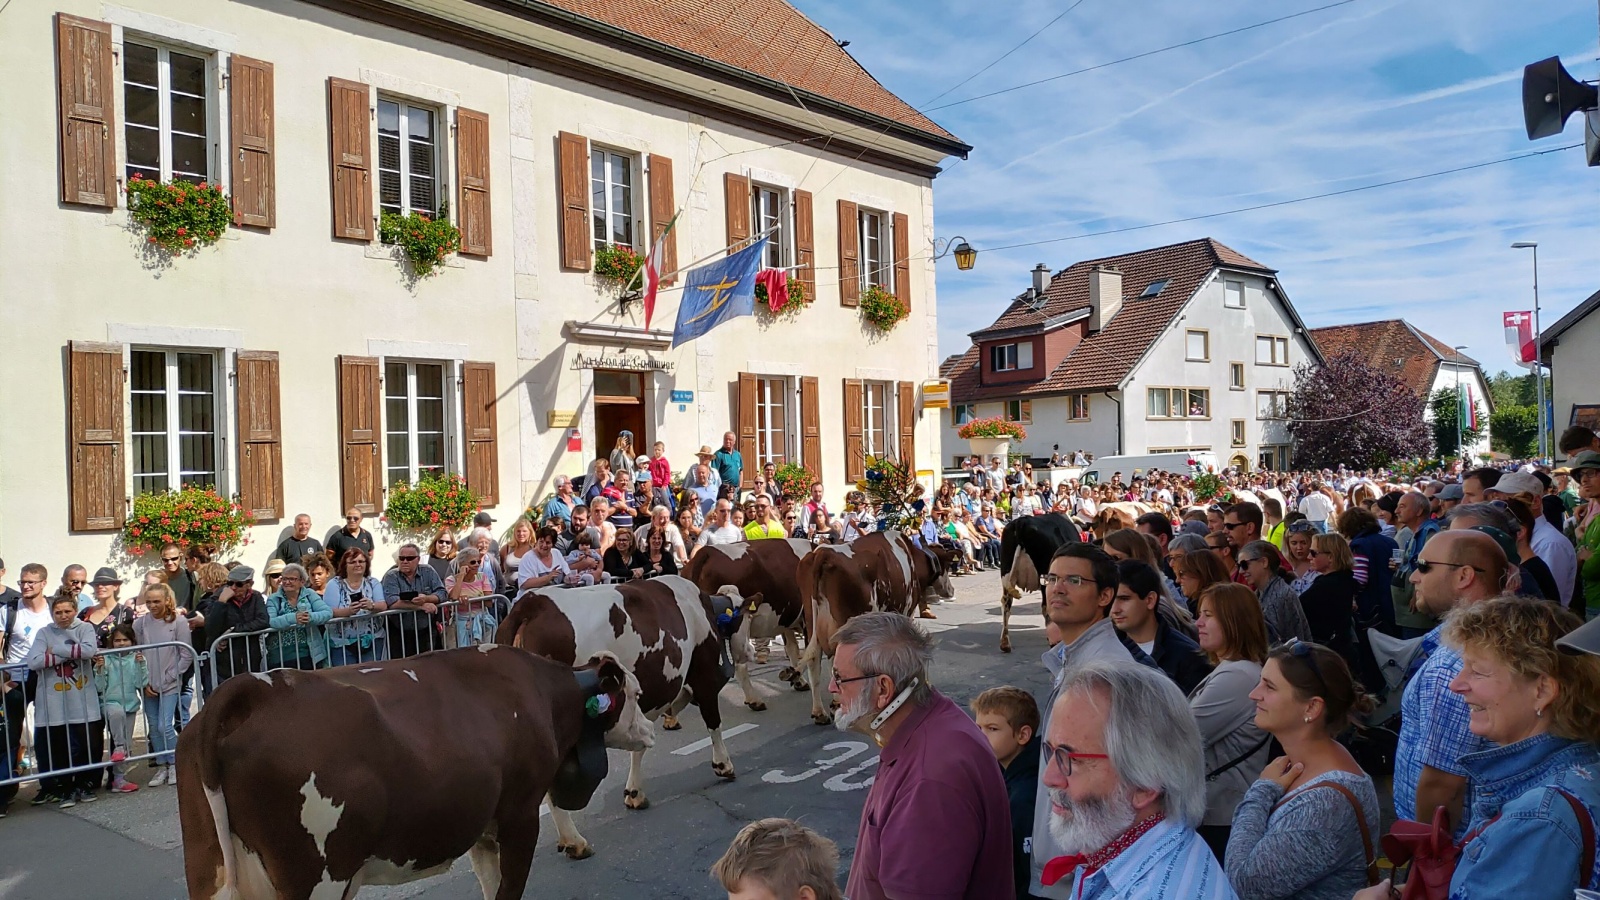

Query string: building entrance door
[594,369,647,463]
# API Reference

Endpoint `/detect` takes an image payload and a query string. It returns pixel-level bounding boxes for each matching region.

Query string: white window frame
[861,380,896,458]
[952,403,975,426]
[1146,387,1211,420]
[751,183,790,270]
[1231,419,1246,447]
[1224,280,1246,309]
[859,208,890,291]
[383,359,456,488]
[1185,329,1209,362]
[377,97,442,219]
[128,347,224,495]
[754,375,794,468]
[990,342,1033,372]
[1255,335,1290,367]
[591,146,639,251]
[120,37,217,185]
[1257,389,1290,420]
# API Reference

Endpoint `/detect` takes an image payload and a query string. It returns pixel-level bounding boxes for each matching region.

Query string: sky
[789,0,1599,375]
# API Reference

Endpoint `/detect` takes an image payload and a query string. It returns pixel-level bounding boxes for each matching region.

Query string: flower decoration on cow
[1191,467,1232,504]
[855,454,923,533]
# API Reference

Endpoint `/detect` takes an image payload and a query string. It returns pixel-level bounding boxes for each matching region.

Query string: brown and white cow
[494,575,733,859]
[176,646,651,900]
[683,537,814,708]
[796,530,953,724]
[1090,501,1161,540]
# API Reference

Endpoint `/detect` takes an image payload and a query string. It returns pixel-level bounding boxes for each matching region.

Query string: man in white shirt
[1297,482,1336,532]
[695,500,745,554]
[3,563,53,784]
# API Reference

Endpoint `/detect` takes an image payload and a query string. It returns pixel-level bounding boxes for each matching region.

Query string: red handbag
[1382,792,1594,900]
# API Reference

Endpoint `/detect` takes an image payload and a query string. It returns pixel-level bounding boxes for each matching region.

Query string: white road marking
[671,722,758,755]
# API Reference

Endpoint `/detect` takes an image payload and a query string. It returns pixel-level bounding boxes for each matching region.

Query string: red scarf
[1041,813,1165,888]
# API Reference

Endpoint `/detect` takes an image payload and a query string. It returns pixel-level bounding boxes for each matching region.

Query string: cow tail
[998,525,1018,579]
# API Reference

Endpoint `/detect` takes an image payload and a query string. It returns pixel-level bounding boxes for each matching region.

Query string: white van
[1080,451,1218,485]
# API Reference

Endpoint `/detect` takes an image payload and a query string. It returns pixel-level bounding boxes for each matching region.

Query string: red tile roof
[1307,319,1479,400]
[949,238,1273,401]
[531,0,960,144]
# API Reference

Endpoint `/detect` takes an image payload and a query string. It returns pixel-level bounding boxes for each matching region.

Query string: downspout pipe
[1102,391,1123,455]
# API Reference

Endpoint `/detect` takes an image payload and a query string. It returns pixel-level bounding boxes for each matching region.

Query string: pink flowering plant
[383,472,482,531]
[378,203,461,278]
[957,416,1027,441]
[860,284,908,331]
[121,486,253,557]
[593,244,644,285]
[125,174,231,255]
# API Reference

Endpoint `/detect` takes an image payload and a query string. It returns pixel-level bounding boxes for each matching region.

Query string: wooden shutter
[235,351,284,520]
[328,77,372,241]
[838,200,859,306]
[737,372,758,489]
[462,361,499,506]
[793,189,815,303]
[68,341,124,531]
[337,355,383,515]
[892,211,911,312]
[55,14,116,208]
[229,56,275,228]
[648,154,677,285]
[558,131,590,270]
[843,379,864,484]
[456,108,492,257]
[724,172,750,255]
[897,381,916,465]
[800,376,821,484]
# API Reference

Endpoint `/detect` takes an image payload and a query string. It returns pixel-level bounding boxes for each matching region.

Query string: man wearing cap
[469,510,500,558]
[273,513,324,565]
[543,475,578,525]
[327,507,376,569]
[712,431,743,490]
[1436,483,1464,518]
[1572,450,1600,620]
[205,566,270,683]
[1486,470,1577,610]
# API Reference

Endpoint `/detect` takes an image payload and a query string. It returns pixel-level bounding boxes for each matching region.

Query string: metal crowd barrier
[1,641,197,793]
[0,597,511,794]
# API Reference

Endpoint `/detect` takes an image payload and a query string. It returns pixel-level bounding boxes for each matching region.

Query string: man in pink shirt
[833,612,1013,900]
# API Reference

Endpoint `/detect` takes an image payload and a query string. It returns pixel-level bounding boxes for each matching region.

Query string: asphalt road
[0,568,1052,900]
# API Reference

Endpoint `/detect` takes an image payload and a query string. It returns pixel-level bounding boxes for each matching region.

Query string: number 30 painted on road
[762,741,879,792]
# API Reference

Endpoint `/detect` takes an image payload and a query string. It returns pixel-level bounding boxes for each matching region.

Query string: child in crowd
[648,441,672,494]
[28,595,103,808]
[971,686,1041,900]
[93,624,147,794]
[710,817,842,900]
[565,531,602,586]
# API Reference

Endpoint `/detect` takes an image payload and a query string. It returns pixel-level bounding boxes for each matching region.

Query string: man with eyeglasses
[1033,661,1229,899]
[1393,529,1507,839]
[154,544,198,612]
[832,612,1012,900]
[204,565,271,684]
[273,513,324,567]
[326,507,375,569]
[1030,544,1157,897]
[381,543,448,658]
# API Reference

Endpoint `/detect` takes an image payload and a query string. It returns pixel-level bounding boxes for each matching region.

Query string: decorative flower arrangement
[859,284,909,332]
[854,454,923,533]
[957,416,1027,441]
[383,472,483,531]
[121,486,253,557]
[773,461,816,501]
[755,278,807,318]
[593,244,644,286]
[378,202,461,278]
[1192,471,1231,503]
[125,174,231,255]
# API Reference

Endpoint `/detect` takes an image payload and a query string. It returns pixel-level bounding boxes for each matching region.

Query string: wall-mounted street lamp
[934,236,978,271]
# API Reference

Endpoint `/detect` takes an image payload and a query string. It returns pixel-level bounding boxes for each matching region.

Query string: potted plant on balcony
[121,486,254,558]
[125,174,231,258]
[593,244,644,294]
[859,284,908,332]
[382,472,483,536]
[378,202,461,278]
[958,416,1027,460]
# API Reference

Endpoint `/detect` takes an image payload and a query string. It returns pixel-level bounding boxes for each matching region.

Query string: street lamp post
[1511,242,1546,459]
[1454,345,1468,461]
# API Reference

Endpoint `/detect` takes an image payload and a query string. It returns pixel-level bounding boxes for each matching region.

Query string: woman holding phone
[322,548,387,666]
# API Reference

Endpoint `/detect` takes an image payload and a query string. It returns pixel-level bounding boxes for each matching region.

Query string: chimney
[1089,265,1123,332]
[1032,263,1050,298]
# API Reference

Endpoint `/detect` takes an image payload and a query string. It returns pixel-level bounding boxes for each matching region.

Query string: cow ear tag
[585,694,613,718]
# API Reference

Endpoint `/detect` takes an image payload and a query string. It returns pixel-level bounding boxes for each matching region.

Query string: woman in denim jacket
[321,547,387,667]
[1355,595,1600,900]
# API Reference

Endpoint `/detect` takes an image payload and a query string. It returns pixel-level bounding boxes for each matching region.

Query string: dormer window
[990,342,1033,372]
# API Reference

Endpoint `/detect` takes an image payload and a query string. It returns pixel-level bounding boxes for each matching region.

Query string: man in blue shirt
[711,432,743,490]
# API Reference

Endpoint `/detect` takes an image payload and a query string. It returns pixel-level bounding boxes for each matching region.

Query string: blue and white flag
[671,238,766,348]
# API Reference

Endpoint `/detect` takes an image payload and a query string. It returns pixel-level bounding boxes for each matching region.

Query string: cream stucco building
[0,0,968,570]
[1541,287,1600,456]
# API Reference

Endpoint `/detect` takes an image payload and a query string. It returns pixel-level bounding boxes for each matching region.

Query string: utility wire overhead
[919,0,1093,108]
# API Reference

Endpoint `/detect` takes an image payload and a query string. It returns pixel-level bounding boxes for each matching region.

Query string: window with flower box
[122,40,212,185]
[377,98,440,219]
[591,147,637,250]
[384,360,452,487]
[130,349,221,494]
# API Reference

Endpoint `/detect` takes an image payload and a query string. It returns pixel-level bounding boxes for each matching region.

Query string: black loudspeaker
[1523,56,1598,141]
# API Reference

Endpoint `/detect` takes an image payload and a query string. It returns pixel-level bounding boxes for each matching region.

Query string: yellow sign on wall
[547,410,579,428]
[922,380,950,409]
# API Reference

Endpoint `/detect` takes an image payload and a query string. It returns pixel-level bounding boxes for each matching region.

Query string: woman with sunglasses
[1296,534,1359,664]
[1227,641,1379,899]
[1189,582,1272,863]
[424,529,459,582]
[1236,541,1311,644]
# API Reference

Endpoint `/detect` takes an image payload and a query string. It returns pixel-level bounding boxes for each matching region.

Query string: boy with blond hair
[972,686,1041,900]
[711,818,842,900]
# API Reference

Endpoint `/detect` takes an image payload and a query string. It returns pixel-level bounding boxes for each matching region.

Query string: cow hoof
[791,680,809,692]
[560,842,594,861]
[661,715,681,731]
[1000,638,1012,653]
[811,711,833,725]
[755,649,770,664]
[624,789,649,810]
[745,700,767,711]
[778,666,799,682]
[713,762,737,780]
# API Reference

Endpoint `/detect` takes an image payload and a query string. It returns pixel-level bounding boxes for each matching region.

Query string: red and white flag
[640,213,679,331]
[1503,310,1536,367]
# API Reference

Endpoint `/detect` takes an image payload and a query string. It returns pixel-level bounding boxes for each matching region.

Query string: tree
[1491,405,1539,458]
[1285,351,1432,469]
[1430,387,1486,457]
[1487,369,1550,410]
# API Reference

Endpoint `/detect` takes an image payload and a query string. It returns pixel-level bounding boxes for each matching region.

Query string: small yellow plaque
[547,410,579,428]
